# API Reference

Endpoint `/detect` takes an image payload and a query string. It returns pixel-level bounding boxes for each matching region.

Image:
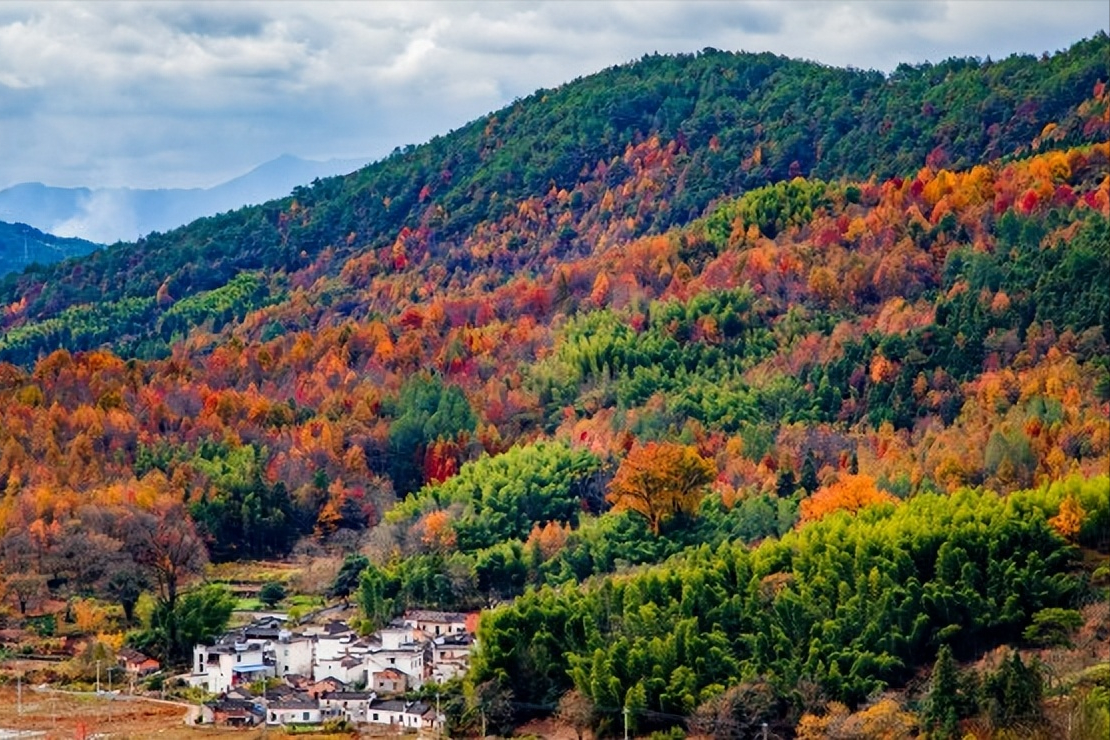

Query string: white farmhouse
[266,693,323,726]
[366,699,439,731]
[403,609,474,638]
[274,629,315,677]
[189,641,274,694]
[319,690,376,723]
[430,632,475,682]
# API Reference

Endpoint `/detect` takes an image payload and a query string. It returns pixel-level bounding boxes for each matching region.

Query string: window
[373,713,379,721]
[303,712,309,721]
[237,654,242,663]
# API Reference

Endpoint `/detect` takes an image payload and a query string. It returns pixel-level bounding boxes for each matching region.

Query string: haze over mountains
[0,154,369,245]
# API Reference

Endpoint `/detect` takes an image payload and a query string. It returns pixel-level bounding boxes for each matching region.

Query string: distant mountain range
[0,154,369,245]
[0,220,101,277]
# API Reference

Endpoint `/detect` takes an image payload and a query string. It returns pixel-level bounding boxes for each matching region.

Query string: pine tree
[800,452,819,493]
[925,645,960,739]
[984,651,1044,731]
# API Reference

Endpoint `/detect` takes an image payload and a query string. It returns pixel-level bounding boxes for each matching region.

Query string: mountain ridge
[0,219,102,277]
[1,35,1105,363]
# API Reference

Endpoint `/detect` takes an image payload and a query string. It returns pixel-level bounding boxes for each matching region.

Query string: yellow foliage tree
[797,698,917,739]
[606,442,715,535]
[73,597,109,634]
[796,702,850,740]
[1049,494,1086,541]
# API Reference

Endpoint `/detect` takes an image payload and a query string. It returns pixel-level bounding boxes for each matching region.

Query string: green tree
[983,651,1044,732]
[258,581,287,609]
[136,584,235,665]
[357,564,398,630]
[329,554,369,604]
[924,645,960,739]
[1022,607,1084,647]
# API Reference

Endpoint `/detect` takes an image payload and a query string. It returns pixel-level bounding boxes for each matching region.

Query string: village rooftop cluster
[187,609,477,729]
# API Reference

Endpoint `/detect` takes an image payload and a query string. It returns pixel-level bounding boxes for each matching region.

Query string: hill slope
[0,35,1106,363]
[0,219,102,277]
[0,35,1106,737]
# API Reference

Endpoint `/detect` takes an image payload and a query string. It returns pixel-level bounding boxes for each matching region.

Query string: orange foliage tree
[606,442,715,534]
[418,510,458,552]
[799,474,898,524]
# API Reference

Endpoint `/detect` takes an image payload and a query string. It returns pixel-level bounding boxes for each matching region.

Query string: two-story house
[319,690,376,723]
[189,641,273,694]
[273,629,315,677]
[430,632,475,682]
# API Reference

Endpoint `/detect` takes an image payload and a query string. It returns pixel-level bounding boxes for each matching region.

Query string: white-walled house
[189,614,466,726]
[314,653,368,686]
[266,694,323,726]
[366,699,439,731]
[403,609,473,638]
[430,632,474,682]
[274,630,315,677]
[365,648,424,687]
[189,642,274,694]
[319,690,375,723]
[314,632,358,663]
[363,623,426,687]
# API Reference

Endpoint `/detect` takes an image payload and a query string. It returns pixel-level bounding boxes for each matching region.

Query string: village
[184,609,477,731]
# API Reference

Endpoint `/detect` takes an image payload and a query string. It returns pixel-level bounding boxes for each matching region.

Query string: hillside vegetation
[0,35,1107,738]
[0,220,101,277]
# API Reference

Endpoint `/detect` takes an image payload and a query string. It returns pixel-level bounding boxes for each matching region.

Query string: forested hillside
[0,35,1107,738]
[0,220,101,277]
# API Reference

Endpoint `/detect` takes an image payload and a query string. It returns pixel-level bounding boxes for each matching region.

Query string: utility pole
[623,705,629,740]
[16,673,21,714]
[261,683,269,738]
[96,658,101,694]
[762,721,769,740]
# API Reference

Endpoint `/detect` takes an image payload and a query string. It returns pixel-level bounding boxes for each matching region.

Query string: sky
[0,1,1105,191]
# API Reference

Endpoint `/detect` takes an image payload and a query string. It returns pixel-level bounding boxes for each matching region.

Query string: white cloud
[0,0,1104,190]
[52,190,140,244]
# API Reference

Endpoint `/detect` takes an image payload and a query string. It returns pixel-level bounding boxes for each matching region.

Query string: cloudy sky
[1,1,1105,191]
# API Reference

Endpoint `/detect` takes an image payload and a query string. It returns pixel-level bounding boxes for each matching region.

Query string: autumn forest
[0,35,1108,738]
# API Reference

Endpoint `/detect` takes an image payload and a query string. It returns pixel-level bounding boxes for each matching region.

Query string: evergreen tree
[800,452,820,494]
[983,651,1044,732]
[924,645,960,739]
